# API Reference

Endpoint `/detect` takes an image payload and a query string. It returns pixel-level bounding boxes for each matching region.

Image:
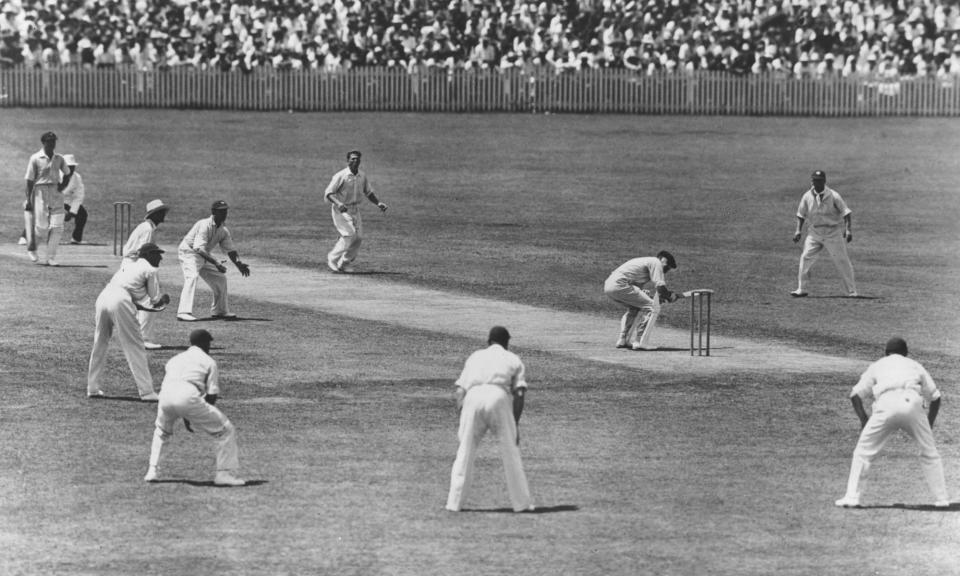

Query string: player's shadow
[190,316,273,322]
[861,502,958,511]
[146,479,268,487]
[459,504,579,514]
[87,394,155,402]
[813,295,881,300]
[341,270,403,276]
[44,264,110,268]
[59,242,107,246]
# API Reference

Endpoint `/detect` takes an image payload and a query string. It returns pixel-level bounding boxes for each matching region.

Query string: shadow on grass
[59,242,108,246]
[146,479,269,488]
[87,394,156,403]
[46,264,110,268]
[858,502,958,511]
[183,316,273,322]
[459,504,579,514]
[339,270,404,276]
[810,295,881,300]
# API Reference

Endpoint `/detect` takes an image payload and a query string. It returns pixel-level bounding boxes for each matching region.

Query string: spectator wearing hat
[121,199,171,349]
[59,154,87,245]
[23,130,71,265]
[176,200,251,322]
[602,250,681,351]
[144,328,246,487]
[791,170,858,298]
[87,242,170,401]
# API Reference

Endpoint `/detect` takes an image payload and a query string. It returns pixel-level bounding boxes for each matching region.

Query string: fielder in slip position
[87,243,170,401]
[144,329,246,487]
[446,326,534,513]
[835,337,950,508]
[603,250,680,351]
[121,199,170,350]
[324,150,388,273]
[791,170,857,298]
[176,201,251,322]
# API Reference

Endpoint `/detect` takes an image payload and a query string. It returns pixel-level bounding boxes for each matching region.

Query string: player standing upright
[24,131,72,265]
[324,150,388,273]
[791,170,858,297]
[122,199,170,349]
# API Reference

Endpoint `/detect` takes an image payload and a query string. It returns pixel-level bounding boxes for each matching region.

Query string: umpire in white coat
[446,326,534,513]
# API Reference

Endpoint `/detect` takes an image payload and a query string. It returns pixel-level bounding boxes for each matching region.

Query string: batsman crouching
[145,329,246,486]
[446,326,534,513]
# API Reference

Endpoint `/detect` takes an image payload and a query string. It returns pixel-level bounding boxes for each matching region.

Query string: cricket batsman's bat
[681,289,715,298]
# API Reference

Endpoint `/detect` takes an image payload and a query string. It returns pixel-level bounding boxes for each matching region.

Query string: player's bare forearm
[850,396,869,428]
[928,397,941,427]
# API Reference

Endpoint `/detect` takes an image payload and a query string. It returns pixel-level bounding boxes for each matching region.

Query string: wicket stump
[113,201,132,256]
[689,289,714,356]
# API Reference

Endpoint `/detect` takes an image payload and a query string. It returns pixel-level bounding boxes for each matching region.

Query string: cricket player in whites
[24,131,72,265]
[835,337,949,508]
[324,150,388,273]
[603,250,680,351]
[446,326,534,513]
[121,199,170,349]
[791,170,857,297]
[145,329,245,486]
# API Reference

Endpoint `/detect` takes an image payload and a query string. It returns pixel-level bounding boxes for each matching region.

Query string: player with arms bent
[324,150,388,273]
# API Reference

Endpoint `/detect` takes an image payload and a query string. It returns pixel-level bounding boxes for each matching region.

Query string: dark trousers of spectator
[63,203,88,242]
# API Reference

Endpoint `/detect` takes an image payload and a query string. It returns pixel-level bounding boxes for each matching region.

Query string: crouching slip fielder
[87,243,170,401]
[835,337,949,508]
[603,250,679,351]
[446,326,534,513]
[324,150,387,273]
[145,329,245,486]
[176,200,250,322]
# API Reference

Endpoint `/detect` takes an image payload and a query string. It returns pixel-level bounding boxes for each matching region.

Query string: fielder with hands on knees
[324,150,387,273]
[791,170,858,298]
[603,250,681,351]
[176,200,250,322]
[446,326,535,513]
[835,337,949,508]
[144,329,246,487]
[87,242,170,401]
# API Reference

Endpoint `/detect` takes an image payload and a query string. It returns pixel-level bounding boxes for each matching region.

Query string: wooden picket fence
[1,65,958,116]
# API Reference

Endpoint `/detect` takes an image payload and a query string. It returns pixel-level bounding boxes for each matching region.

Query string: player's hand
[23,200,33,211]
[792,232,801,243]
[184,419,194,433]
[377,202,388,212]
[216,263,228,273]
[236,262,251,277]
[338,204,349,213]
[157,293,171,306]
[844,230,853,243]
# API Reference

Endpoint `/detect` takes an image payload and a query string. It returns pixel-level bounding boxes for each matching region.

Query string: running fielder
[324,150,387,273]
[603,250,680,351]
[835,337,949,508]
[24,131,71,265]
[446,326,534,513]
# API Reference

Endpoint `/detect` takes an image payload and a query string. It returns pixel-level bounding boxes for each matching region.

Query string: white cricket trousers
[603,278,661,347]
[446,384,533,512]
[327,205,363,267]
[87,285,156,397]
[841,390,948,503]
[177,250,230,316]
[31,183,64,260]
[149,385,239,475]
[119,260,160,342]
[797,233,856,295]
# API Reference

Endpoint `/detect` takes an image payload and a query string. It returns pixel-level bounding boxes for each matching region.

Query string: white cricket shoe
[144,468,159,482]
[326,258,340,272]
[140,392,159,402]
[934,500,950,508]
[87,389,105,399]
[144,342,162,350]
[214,472,246,486]
[632,343,659,351]
[18,236,27,245]
[177,313,198,322]
[27,250,38,262]
[834,497,861,508]
[47,259,59,267]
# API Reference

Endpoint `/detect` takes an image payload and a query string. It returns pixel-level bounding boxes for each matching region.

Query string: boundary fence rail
[1,66,957,116]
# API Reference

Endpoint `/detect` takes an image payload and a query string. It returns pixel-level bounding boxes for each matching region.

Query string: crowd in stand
[2,0,960,79]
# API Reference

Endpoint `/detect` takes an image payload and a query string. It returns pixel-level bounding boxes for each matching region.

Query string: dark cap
[657,250,678,270]
[884,337,908,356]
[189,329,214,346]
[211,200,229,212]
[40,131,57,142]
[137,242,165,257]
[488,326,511,347]
[811,170,826,181]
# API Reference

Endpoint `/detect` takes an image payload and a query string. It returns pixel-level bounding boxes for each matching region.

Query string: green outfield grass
[1,110,959,576]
